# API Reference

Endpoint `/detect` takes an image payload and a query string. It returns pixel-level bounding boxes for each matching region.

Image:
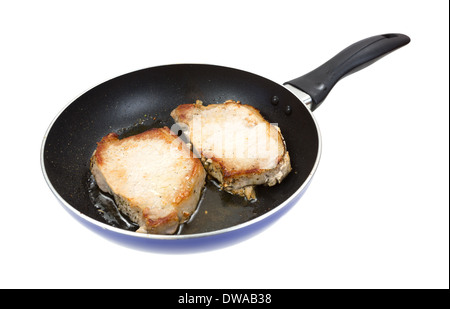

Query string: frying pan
[41,34,410,244]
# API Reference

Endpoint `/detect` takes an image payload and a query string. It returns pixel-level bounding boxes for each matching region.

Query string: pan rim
[40,63,322,240]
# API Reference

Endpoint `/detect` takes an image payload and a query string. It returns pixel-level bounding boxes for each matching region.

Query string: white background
[1,0,448,289]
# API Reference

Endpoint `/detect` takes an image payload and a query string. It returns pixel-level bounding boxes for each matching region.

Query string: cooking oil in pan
[87,173,258,235]
[87,174,139,231]
[177,180,257,235]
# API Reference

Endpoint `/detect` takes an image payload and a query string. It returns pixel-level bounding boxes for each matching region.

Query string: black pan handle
[284,33,410,111]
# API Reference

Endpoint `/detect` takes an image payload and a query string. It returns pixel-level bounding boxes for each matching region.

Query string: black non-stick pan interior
[42,64,320,236]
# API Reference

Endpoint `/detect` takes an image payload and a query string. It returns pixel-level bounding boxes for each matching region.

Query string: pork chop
[170,100,291,200]
[90,126,206,234]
